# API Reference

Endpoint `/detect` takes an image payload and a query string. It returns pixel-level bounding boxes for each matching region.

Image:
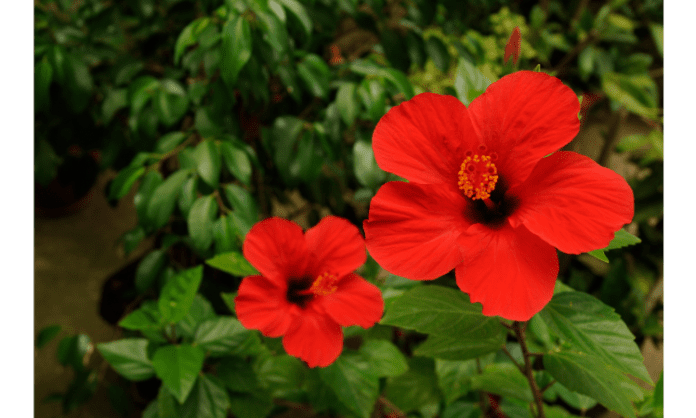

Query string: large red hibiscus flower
[363,71,634,321]
[235,216,384,367]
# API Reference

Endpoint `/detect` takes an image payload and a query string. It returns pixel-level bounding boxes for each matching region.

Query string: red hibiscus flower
[363,71,634,321]
[235,216,384,367]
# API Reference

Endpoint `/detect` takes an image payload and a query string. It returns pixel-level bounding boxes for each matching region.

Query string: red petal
[364,181,468,280]
[235,275,297,337]
[508,151,634,254]
[319,273,384,328]
[282,308,343,368]
[372,93,476,185]
[243,217,311,281]
[305,216,366,277]
[456,224,558,321]
[468,71,580,188]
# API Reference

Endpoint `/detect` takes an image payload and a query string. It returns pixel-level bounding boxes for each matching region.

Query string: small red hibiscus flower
[235,216,384,367]
[363,71,634,321]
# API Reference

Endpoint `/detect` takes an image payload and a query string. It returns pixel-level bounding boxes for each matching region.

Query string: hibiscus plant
[35,0,663,417]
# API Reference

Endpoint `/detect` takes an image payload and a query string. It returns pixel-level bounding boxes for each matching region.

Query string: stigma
[309,272,339,296]
[457,146,499,200]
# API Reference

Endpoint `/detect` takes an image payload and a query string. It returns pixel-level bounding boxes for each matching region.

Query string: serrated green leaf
[188,195,218,252]
[384,357,441,413]
[97,339,155,381]
[587,229,641,263]
[470,363,532,402]
[441,401,480,418]
[435,359,477,405]
[135,249,168,293]
[176,294,216,339]
[146,170,190,229]
[544,351,641,418]
[206,251,258,276]
[359,340,408,378]
[177,374,230,418]
[36,324,62,349]
[414,332,505,361]
[217,357,261,393]
[159,266,204,324]
[221,15,252,88]
[194,317,260,357]
[540,291,651,384]
[220,141,252,185]
[381,285,506,339]
[228,390,274,418]
[119,302,162,331]
[318,351,380,418]
[256,355,306,398]
[152,344,205,403]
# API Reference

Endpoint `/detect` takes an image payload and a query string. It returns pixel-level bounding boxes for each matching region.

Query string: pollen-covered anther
[309,272,339,296]
[457,153,499,200]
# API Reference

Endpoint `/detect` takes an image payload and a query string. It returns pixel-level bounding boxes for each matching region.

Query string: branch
[514,321,546,418]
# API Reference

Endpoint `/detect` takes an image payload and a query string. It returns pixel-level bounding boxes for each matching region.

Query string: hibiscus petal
[455,224,558,321]
[319,273,384,328]
[468,71,580,188]
[372,92,476,185]
[243,217,311,281]
[235,275,297,337]
[364,181,468,280]
[305,216,366,277]
[507,151,634,254]
[282,310,343,368]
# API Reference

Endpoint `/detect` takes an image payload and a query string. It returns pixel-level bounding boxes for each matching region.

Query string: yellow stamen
[457,152,499,200]
[309,272,339,296]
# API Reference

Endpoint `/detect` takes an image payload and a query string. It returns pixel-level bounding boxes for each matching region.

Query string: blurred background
[34,0,663,417]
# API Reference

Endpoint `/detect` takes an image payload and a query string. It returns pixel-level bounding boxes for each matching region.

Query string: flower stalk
[513,321,546,418]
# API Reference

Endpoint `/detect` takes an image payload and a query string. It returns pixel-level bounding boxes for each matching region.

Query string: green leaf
[152,344,206,404]
[224,184,258,236]
[297,54,331,99]
[258,11,288,52]
[176,294,217,339]
[381,285,506,339]
[35,139,62,186]
[649,24,663,58]
[228,391,274,418]
[115,61,145,86]
[435,359,477,405]
[175,17,211,64]
[178,374,230,418]
[454,58,491,105]
[178,176,198,217]
[276,0,312,36]
[128,76,160,115]
[415,332,505,360]
[135,249,168,293]
[206,252,258,276]
[102,88,128,124]
[425,36,450,72]
[156,132,188,154]
[194,140,222,188]
[653,371,663,418]
[256,355,306,398]
[384,357,441,413]
[188,195,218,252]
[217,357,260,393]
[159,266,204,324]
[57,334,92,371]
[602,72,659,119]
[135,170,163,227]
[195,317,260,357]
[358,78,386,122]
[540,291,651,384]
[544,351,642,418]
[97,338,155,381]
[587,229,641,263]
[146,170,191,229]
[359,340,408,378]
[546,381,597,411]
[156,81,189,127]
[119,302,162,332]
[336,83,359,126]
[63,54,94,113]
[353,140,386,189]
[221,15,252,88]
[122,226,146,255]
[318,351,380,418]
[441,401,480,418]
[220,141,252,186]
[35,58,53,111]
[380,68,414,99]
[213,216,239,254]
[36,324,62,349]
[470,363,532,402]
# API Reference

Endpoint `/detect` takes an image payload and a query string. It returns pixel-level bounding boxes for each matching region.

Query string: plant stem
[513,321,546,418]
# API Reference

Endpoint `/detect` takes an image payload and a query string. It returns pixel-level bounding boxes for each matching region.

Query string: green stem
[513,321,546,418]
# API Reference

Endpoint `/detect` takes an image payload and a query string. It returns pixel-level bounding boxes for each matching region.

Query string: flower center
[308,272,339,296]
[457,147,499,200]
